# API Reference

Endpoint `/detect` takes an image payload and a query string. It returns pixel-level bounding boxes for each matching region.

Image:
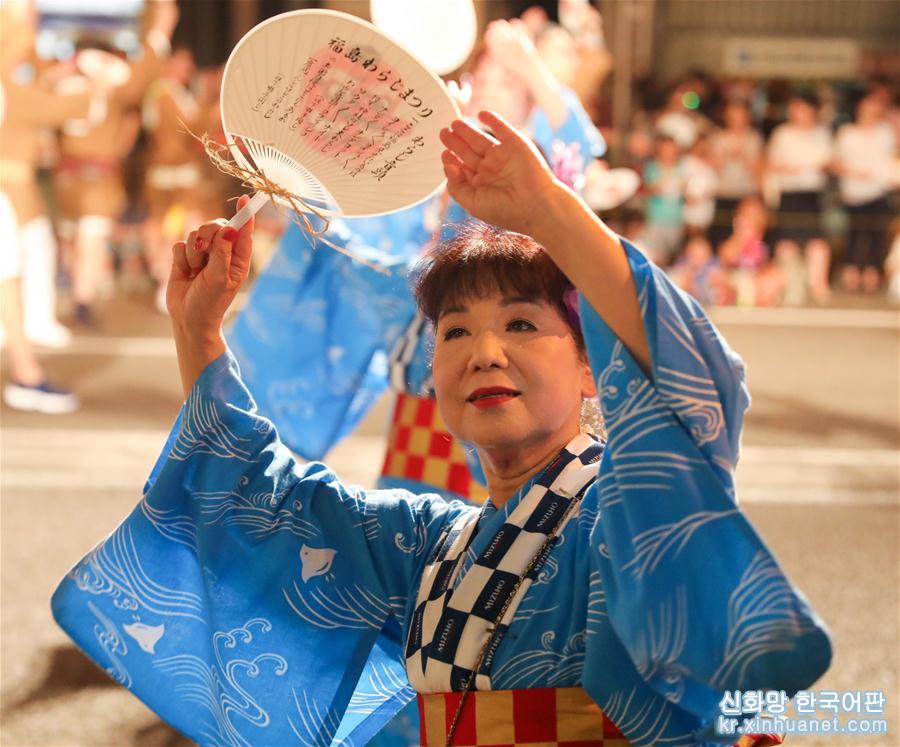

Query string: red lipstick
[467,387,521,409]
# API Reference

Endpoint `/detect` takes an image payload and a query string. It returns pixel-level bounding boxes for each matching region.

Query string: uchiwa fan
[221,9,460,230]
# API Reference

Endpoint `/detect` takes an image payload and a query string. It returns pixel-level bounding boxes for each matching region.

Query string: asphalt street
[1,292,898,746]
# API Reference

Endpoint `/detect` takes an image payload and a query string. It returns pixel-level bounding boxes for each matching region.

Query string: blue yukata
[227,88,605,482]
[53,238,831,746]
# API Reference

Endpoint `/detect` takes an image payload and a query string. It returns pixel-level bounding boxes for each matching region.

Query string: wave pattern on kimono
[52,238,830,746]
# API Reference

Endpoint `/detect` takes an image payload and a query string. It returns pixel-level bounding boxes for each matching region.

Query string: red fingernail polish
[223,227,238,242]
[196,237,205,250]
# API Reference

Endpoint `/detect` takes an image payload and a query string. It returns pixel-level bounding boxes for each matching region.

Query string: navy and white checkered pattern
[406,433,603,693]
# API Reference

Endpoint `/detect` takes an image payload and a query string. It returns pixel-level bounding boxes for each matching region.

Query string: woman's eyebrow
[439,303,467,318]
[500,296,541,307]
[439,296,540,319]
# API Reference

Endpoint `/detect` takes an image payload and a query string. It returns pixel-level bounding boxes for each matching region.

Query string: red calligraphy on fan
[281,43,432,179]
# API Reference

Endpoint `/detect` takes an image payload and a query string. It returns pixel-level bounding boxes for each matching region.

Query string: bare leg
[805,238,831,303]
[841,264,860,292]
[862,266,881,294]
[20,216,72,346]
[71,216,113,317]
[1,277,43,386]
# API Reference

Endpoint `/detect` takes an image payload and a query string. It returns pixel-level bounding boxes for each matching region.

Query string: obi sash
[381,392,489,504]
[417,687,627,746]
[417,688,786,747]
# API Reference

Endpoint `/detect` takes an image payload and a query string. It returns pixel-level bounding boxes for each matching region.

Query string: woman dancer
[227,16,606,506]
[53,111,830,746]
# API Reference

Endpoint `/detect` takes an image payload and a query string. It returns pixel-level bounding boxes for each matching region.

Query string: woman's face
[788,99,816,127]
[432,292,596,454]
[724,102,750,130]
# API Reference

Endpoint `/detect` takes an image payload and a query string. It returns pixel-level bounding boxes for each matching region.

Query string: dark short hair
[412,221,584,349]
[790,90,820,109]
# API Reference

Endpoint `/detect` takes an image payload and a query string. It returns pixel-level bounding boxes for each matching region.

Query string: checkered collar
[406,433,604,693]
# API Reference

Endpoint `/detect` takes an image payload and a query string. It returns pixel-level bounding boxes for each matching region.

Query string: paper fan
[370,0,476,76]
[221,9,460,229]
[583,165,640,211]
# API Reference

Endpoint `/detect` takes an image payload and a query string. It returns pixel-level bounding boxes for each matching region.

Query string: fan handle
[227,191,270,230]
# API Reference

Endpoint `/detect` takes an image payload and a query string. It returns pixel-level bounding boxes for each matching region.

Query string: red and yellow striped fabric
[381,393,489,504]
[416,687,786,747]
[417,687,628,747]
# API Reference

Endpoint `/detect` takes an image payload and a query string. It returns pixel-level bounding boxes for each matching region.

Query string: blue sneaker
[3,380,79,414]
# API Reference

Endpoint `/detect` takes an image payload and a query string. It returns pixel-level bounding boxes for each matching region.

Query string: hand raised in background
[439,111,561,238]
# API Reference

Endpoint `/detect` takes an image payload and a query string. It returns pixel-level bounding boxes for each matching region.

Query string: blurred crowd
[612,75,900,309]
[1,0,898,414]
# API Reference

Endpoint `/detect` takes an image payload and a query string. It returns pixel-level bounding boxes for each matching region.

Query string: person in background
[834,92,898,293]
[766,91,833,302]
[669,234,726,307]
[53,0,177,327]
[718,195,770,307]
[682,132,718,238]
[142,44,209,313]
[884,218,900,303]
[640,134,685,265]
[709,99,763,249]
[0,0,105,412]
[655,82,710,151]
[554,0,613,125]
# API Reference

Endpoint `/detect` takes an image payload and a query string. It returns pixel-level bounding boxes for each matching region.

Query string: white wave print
[599,685,692,747]
[656,366,725,448]
[596,354,632,420]
[659,314,706,368]
[711,551,820,689]
[533,552,559,585]
[586,571,607,629]
[361,513,380,542]
[195,479,319,540]
[597,450,710,504]
[387,595,409,624]
[492,630,587,689]
[345,662,415,714]
[289,688,342,747]
[578,503,599,531]
[283,582,390,630]
[139,500,198,552]
[68,524,204,620]
[172,389,254,462]
[394,522,426,555]
[631,587,690,704]
[604,395,674,457]
[154,618,287,747]
[512,603,559,624]
[623,508,740,579]
[87,601,131,687]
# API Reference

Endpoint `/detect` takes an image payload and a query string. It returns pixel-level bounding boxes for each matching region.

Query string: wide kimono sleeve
[51,350,467,746]
[227,219,418,461]
[580,238,832,744]
[529,85,607,159]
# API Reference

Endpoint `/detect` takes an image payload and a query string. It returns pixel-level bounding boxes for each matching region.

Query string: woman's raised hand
[439,111,560,237]
[167,194,254,343]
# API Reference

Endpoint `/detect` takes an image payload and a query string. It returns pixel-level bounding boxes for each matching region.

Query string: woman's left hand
[439,110,561,237]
